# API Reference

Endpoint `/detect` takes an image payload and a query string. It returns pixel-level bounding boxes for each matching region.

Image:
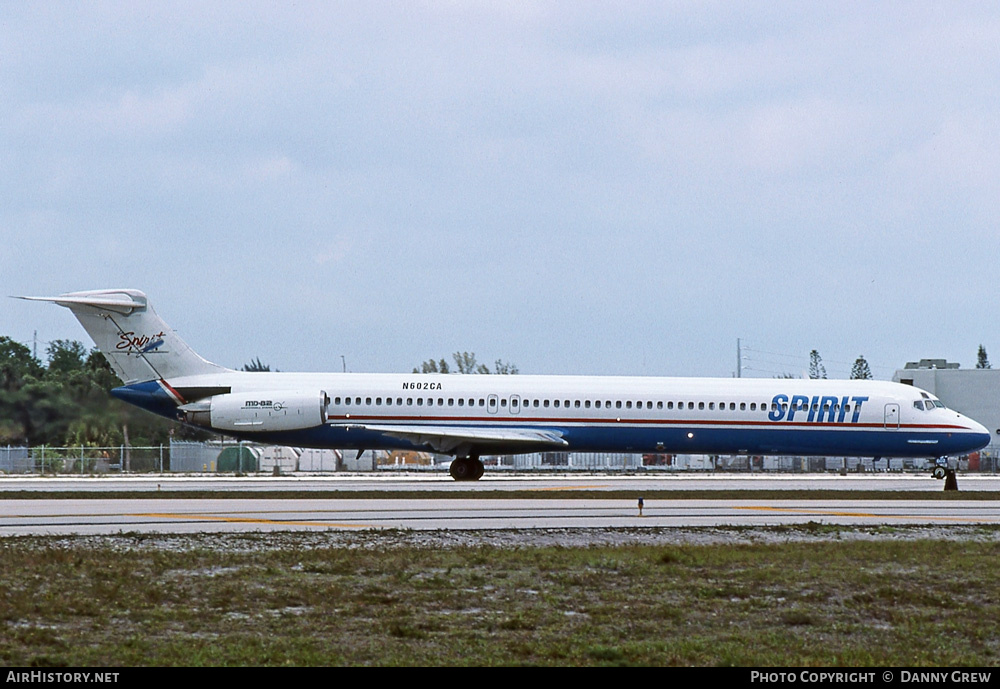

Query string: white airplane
[23,289,991,480]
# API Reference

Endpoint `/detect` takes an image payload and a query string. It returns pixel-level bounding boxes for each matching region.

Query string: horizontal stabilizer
[17,291,146,315]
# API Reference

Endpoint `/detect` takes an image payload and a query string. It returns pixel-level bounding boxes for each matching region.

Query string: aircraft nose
[963,415,992,451]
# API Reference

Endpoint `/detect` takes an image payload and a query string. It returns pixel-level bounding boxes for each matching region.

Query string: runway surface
[2,473,999,535]
[2,497,1000,535]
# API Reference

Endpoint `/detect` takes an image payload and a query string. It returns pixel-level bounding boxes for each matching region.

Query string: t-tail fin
[19,289,228,384]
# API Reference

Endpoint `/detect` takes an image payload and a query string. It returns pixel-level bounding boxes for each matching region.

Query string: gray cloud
[3,2,998,378]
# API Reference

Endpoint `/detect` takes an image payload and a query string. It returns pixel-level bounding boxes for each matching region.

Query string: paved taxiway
[3,497,1000,536]
[2,473,999,535]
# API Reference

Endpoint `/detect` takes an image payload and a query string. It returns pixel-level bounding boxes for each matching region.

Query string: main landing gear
[449,455,485,481]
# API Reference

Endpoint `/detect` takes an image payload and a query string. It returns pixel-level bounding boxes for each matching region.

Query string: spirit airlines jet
[24,289,991,480]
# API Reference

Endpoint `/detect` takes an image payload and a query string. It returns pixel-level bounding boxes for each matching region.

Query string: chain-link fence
[0,444,169,474]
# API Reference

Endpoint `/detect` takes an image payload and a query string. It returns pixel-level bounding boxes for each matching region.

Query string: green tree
[2,334,211,447]
[0,337,44,443]
[413,358,450,374]
[43,341,112,445]
[976,345,991,369]
[242,357,271,372]
[808,350,827,379]
[46,340,87,376]
[452,351,482,374]
[0,336,43,383]
[492,359,520,375]
[85,350,120,390]
[415,352,518,375]
[65,413,122,447]
[850,355,873,380]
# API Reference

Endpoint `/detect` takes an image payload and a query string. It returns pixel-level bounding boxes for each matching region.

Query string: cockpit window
[932,400,945,409]
[913,401,926,411]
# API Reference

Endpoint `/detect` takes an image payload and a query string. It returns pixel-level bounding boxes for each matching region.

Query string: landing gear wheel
[931,466,947,480]
[449,457,485,481]
[449,458,469,480]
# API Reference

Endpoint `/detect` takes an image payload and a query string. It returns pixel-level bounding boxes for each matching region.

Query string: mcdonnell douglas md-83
[22,289,991,480]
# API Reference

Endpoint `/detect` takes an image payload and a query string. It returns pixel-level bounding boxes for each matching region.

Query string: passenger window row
[330,396,782,412]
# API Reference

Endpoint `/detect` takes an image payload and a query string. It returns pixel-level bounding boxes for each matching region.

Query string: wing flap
[336,423,567,455]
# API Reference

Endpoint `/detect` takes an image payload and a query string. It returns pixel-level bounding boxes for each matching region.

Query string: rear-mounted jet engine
[180,391,329,432]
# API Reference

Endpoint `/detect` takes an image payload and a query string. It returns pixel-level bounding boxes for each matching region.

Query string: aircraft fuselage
[115,371,991,460]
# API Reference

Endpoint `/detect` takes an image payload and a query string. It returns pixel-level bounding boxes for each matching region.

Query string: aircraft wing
[336,423,568,455]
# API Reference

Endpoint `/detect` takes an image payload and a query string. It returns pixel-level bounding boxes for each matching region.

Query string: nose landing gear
[931,457,958,491]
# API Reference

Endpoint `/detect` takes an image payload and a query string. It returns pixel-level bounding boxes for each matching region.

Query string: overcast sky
[3,2,998,380]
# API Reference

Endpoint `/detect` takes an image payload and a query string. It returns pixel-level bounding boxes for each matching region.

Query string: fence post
[159,444,164,474]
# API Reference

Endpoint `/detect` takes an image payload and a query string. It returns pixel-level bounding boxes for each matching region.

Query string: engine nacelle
[180,390,329,433]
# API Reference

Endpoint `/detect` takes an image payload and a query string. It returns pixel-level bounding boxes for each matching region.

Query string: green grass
[2,531,999,666]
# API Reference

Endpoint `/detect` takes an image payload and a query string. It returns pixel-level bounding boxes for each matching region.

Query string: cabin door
[884,403,900,429]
